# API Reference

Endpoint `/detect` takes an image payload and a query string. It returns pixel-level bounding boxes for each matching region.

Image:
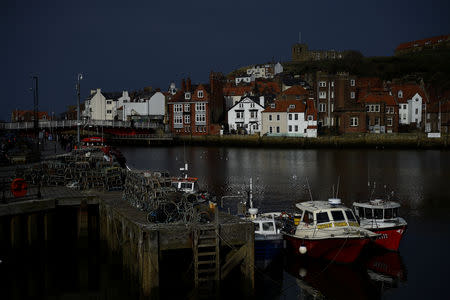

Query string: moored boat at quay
[353,199,407,251]
[282,198,379,263]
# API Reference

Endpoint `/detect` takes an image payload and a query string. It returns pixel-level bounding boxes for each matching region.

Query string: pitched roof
[223,85,253,96]
[390,84,428,103]
[395,34,450,52]
[361,93,396,106]
[282,85,308,96]
[263,100,306,113]
[306,99,317,119]
[228,96,264,111]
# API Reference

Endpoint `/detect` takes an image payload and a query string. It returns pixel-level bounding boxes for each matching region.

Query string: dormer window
[185,92,191,100]
[350,79,355,86]
[289,104,295,109]
[270,103,275,109]
[308,115,313,121]
[398,90,403,98]
[197,90,203,98]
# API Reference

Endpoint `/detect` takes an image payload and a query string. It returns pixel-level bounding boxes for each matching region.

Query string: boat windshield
[180,182,193,190]
[393,207,399,218]
[262,221,275,232]
[365,208,373,219]
[303,211,314,225]
[331,210,345,221]
[254,223,260,232]
[384,208,393,219]
[345,210,356,222]
[316,212,330,224]
[374,208,383,219]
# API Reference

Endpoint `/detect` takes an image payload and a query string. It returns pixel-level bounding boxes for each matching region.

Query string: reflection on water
[121,146,450,299]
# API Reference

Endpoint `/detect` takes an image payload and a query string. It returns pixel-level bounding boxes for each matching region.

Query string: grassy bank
[171,133,449,149]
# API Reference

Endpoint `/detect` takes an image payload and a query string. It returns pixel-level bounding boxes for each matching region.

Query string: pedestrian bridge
[0,120,161,130]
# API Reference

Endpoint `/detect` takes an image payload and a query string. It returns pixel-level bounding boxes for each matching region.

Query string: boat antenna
[306,177,313,201]
[335,176,340,198]
[249,177,254,209]
[369,181,376,201]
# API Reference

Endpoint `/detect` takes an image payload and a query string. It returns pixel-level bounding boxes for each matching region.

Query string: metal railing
[0,120,163,130]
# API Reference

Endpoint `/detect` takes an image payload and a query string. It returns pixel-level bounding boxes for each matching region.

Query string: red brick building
[359,93,399,133]
[168,72,224,135]
[394,34,450,55]
[11,110,50,122]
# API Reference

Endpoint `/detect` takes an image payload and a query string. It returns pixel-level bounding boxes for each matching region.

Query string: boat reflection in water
[363,250,407,293]
[284,250,407,300]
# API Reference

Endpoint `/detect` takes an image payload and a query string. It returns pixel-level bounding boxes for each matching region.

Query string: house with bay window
[227,96,265,134]
[168,74,224,135]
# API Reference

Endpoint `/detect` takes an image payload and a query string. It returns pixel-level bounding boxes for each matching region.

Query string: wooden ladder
[193,224,220,293]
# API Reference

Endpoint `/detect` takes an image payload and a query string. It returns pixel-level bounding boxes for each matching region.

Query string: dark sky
[1,0,449,121]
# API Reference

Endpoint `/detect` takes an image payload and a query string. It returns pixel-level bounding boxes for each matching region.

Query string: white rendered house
[227,96,265,134]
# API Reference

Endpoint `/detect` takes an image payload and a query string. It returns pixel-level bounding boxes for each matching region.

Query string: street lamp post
[31,75,40,159]
[76,73,83,147]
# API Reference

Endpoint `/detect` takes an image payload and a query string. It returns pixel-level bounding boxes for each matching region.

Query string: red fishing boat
[353,199,407,251]
[282,199,378,263]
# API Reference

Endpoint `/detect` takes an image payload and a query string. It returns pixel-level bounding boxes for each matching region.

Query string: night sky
[1,0,449,121]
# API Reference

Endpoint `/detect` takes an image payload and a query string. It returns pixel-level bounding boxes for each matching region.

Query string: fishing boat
[282,198,378,263]
[240,178,284,267]
[353,199,407,251]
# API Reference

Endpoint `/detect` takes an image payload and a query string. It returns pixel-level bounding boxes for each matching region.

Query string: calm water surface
[121,146,450,299]
[2,146,449,299]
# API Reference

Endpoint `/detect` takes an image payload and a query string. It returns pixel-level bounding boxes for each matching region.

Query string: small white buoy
[299,245,307,254]
[299,268,307,278]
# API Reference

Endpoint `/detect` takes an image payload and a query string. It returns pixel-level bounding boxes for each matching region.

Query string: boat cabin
[171,177,199,194]
[294,199,359,229]
[353,200,401,221]
[253,217,279,236]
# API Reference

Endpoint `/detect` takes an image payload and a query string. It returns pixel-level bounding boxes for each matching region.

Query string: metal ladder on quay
[193,223,220,294]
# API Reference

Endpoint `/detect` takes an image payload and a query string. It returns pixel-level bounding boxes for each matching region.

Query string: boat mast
[249,177,254,209]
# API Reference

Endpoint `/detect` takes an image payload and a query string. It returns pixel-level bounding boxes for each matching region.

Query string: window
[387,107,394,114]
[374,118,380,126]
[295,114,298,120]
[350,91,355,99]
[331,81,334,87]
[270,103,275,108]
[294,125,298,132]
[331,91,334,99]
[289,114,292,120]
[387,117,393,126]
[398,90,403,98]
[295,95,300,100]
[239,103,244,108]
[375,105,380,112]
[184,104,190,112]
[195,114,206,123]
[196,103,206,111]
[250,103,255,108]
[289,104,295,109]
[303,211,314,225]
[384,209,393,219]
[403,104,407,109]
[308,115,313,121]
[276,126,280,133]
[269,126,272,133]
[365,208,373,219]
[350,79,355,86]
[350,117,358,127]
[107,110,112,114]
[319,91,326,99]
[236,111,243,119]
[277,114,280,121]
[331,210,345,221]
[317,212,330,224]
[174,104,183,113]
[106,100,112,105]
[197,90,203,98]
[319,103,326,112]
[331,104,334,112]
[185,92,191,100]
[288,125,292,132]
[415,108,418,115]
[269,115,272,121]
[345,210,356,222]
[262,222,274,232]
[184,115,190,124]
[374,209,383,219]
[250,110,257,118]
[174,115,183,124]
[319,81,326,87]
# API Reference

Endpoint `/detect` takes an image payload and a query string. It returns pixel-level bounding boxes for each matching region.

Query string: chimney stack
[181,79,186,91]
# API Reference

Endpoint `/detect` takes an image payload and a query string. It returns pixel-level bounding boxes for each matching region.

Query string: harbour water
[2,146,449,299]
